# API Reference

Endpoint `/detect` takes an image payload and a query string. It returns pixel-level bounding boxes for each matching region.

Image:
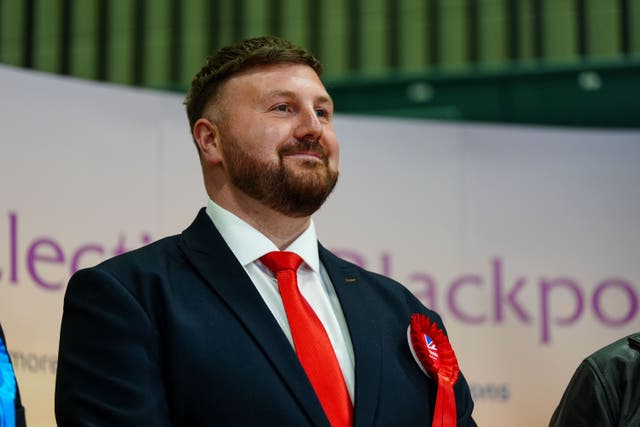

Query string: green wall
[1,0,638,126]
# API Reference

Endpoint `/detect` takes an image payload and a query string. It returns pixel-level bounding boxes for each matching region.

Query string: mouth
[284,151,323,161]
[280,141,327,163]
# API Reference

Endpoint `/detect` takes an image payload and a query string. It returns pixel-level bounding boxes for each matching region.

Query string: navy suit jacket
[55,209,476,426]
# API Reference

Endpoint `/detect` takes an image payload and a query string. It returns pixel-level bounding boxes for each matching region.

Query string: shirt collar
[205,198,320,272]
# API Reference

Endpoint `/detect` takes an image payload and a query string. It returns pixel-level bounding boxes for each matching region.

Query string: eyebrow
[262,89,333,105]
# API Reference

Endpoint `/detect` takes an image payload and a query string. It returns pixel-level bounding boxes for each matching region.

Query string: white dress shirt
[205,199,355,401]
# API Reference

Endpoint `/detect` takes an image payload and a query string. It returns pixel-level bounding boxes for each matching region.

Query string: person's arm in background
[0,322,27,427]
[549,333,640,427]
[548,358,615,427]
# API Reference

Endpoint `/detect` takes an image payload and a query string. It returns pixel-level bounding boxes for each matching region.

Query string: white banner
[1,65,639,427]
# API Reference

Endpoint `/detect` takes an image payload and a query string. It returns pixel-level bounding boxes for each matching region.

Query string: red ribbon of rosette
[408,313,460,427]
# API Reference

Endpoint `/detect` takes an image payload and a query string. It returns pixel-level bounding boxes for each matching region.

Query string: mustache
[279,139,327,160]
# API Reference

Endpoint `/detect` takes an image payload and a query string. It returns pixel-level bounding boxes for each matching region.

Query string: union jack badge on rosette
[407,313,460,427]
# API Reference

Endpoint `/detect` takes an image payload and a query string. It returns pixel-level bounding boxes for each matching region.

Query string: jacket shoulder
[588,333,640,368]
[628,333,640,351]
[91,234,182,273]
[65,234,184,300]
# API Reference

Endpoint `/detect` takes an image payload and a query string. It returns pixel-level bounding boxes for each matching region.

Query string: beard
[220,135,339,217]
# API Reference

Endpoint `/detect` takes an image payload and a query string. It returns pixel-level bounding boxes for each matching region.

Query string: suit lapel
[178,209,330,427]
[319,244,382,427]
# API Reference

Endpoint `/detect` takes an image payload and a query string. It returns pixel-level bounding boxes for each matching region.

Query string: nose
[294,107,323,142]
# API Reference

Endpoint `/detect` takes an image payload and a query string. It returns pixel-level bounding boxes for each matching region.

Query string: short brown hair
[184,36,323,134]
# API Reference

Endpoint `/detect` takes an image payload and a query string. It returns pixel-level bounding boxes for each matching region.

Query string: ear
[193,118,223,164]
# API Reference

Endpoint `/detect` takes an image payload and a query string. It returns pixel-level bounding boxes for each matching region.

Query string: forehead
[221,63,329,98]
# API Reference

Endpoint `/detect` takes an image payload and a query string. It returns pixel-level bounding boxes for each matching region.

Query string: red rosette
[408,313,460,427]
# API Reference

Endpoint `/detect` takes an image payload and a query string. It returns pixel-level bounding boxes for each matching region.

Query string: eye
[315,108,330,119]
[273,104,290,113]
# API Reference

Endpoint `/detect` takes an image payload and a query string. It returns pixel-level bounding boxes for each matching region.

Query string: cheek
[263,126,285,144]
[262,122,297,155]
[242,119,283,154]
[332,144,340,168]
[325,133,340,166]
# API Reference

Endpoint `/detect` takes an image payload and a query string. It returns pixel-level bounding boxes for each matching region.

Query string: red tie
[261,251,353,427]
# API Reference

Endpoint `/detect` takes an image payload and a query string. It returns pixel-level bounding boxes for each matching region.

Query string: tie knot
[260,251,303,274]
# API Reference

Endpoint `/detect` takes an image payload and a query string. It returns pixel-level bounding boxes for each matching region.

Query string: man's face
[211,63,339,217]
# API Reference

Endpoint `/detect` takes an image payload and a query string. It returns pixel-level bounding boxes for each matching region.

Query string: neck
[209,185,312,250]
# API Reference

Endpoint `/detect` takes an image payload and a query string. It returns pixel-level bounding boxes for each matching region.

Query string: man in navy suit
[0,322,26,427]
[55,36,476,426]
